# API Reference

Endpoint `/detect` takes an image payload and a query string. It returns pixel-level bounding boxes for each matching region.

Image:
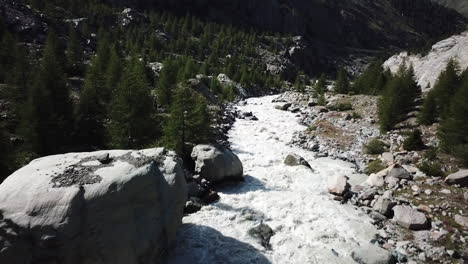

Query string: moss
[364,138,388,155]
[366,160,386,174]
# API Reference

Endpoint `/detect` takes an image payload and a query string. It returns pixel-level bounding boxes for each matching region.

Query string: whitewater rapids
[166,95,377,264]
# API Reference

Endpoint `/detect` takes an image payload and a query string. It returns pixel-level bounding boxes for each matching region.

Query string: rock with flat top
[392,205,430,230]
[351,243,396,264]
[445,169,468,187]
[0,148,187,264]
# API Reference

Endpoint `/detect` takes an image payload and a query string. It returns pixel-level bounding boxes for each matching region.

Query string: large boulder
[351,243,396,264]
[191,144,244,183]
[392,205,430,231]
[386,164,411,180]
[454,215,468,228]
[445,169,468,187]
[284,153,311,168]
[0,148,187,264]
[327,175,350,196]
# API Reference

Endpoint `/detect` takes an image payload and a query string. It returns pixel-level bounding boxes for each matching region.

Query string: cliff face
[432,0,468,17]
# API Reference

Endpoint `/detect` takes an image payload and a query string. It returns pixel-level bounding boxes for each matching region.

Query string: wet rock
[284,153,311,168]
[454,214,468,228]
[201,190,220,204]
[248,223,275,250]
[184,198,204,214]
[97,153,112,164]
[191,144,244,183]
[392,205,430,230]
[445,169,468,187]
[351,243,396,264]
[277,103,292,111]
[328,175,350,196]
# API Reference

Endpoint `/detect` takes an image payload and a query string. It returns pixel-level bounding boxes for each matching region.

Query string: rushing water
[166,95,377,264]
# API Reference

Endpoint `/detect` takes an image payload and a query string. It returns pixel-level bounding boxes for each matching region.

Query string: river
[166,94,377,264]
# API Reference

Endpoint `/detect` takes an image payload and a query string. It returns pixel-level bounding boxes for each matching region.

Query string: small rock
[424,189,432,195]
[440,189,451,194]
[248,223,275,250]
[351,243,396,264]
[454,214,468,228]
[184,198,204,214]
[387,164,411,180]
[464,191,468,201]
[373,196,395,217]
[284,153,311,168]
[97,153,112,164]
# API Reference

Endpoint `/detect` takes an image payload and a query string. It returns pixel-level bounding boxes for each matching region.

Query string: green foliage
[329,102,353,112]
[294,73,306,93]
[66,25,83,75]
[19,31,74,155]
[314,74,326,97]
[163,85,214,155]
[335,67,349,94]
[108,57,157,148]
[317,93,326,106]
[352,60,389,95]
[403,129,425,151]
[438,75,468,165]
[378,64,421,131]
[364,139,388,155]
[418,160,444,176]
[431,58,460,118]
[157,57,179,107]
[366,160,386,174]
[418,89,437,125]
[351,112,362,119]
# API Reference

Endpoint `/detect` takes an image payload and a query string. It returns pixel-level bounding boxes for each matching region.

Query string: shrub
[366,160,386,174]
[418,160,444,176]
[329,102,353,112]
[351,112,362,119]
[364,139,388,155]
[423,147,437,161]
[403,129,425,151]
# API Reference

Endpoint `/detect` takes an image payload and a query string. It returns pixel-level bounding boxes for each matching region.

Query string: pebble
[424,189,432,195]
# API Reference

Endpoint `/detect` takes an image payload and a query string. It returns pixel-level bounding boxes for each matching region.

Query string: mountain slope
[432,0,468,17]
[383,31,468,92]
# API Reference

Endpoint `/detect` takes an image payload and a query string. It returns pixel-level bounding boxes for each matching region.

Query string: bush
[364,139,388,155]
[403,129,425,151]
[351,112,362,119]
[423,147,437,161]
[366,160,386,174]
[329,102,353,112]
[418,160,444,176]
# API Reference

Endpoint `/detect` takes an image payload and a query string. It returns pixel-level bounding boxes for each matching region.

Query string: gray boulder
[0,148,187,264]
[284,153,311,168]
[387,164,411,180]
[351,243,396,264]
[373,196,395,217]
[392,205,430,230]
[191,144,244,183]
[454,214,468,228]
[445,169,468,187]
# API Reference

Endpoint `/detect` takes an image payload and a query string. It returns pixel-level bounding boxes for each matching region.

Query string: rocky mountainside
[104,0,468,74]
[384,31,468,92]
[432,0,468,17]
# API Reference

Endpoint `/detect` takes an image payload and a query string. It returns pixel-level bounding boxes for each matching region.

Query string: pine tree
[5,44,30,108]
[294,73,305,93]
[314,74,326,97]
[108,57,157,148]
[210,77,222,95]
[157,57,178,107]
[191,96,213,144]
[19,31,74,155]
[105,46,123,102]
[432,58,460,117]
[352,59,385,95]
[163,85,195,155]
[438,78,468,165]
[335,67,349,94]
[66,25,82,75]
[418,89,437,125]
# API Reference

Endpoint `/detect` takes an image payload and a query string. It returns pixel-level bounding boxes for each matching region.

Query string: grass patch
[366,160,386,174]
[329,102,353,112]
[364,138,389,155]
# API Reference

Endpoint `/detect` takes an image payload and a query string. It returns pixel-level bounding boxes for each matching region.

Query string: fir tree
[418,89,437,125]
[191,96,213,144]
[157,58,178,107]
[105,46,123,102]
[431,58,460,117]
[66,25,82,75]
[294,73,305,93]
[335,67,349,94]
[438,78,468,165]
[19,31,74,155]
[108,57,157,148]
[314,74,326,97]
